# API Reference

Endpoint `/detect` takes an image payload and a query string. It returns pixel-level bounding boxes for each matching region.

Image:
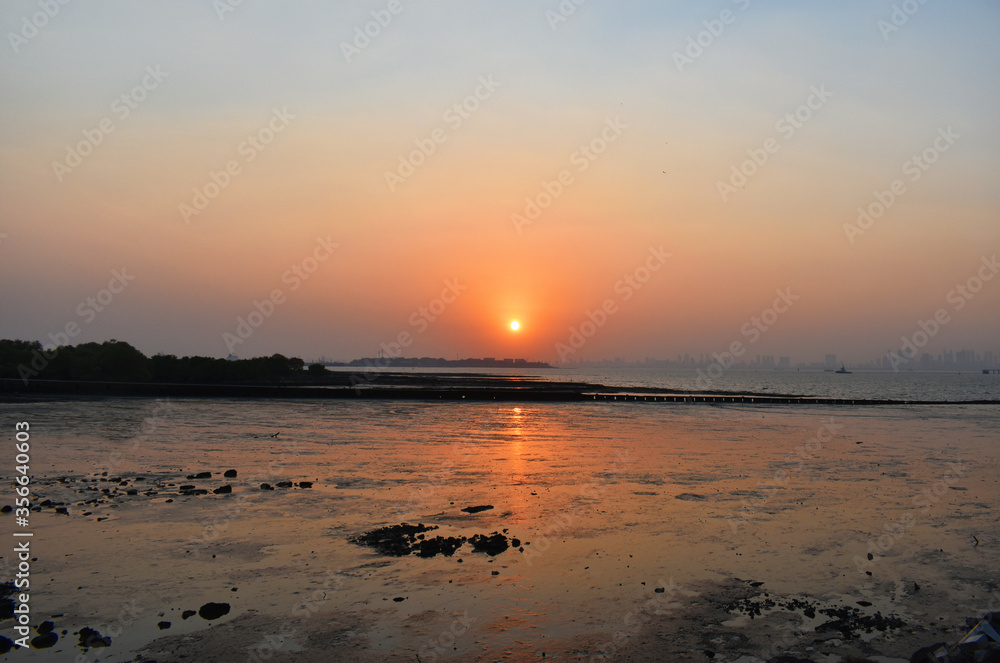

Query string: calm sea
[328,366,1000,402]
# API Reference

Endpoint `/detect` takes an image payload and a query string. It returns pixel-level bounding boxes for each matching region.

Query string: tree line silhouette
[0,339,311,383]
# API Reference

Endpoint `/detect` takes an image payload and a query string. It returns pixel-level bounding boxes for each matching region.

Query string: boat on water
[835,364,852,374]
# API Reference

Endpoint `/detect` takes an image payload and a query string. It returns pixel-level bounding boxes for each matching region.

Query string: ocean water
[1,396,997,661]
[330,365,1000,402]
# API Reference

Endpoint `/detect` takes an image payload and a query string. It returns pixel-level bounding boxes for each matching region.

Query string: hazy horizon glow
[1,1,998,365]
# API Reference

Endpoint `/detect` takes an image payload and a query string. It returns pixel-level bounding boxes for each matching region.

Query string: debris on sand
[910,612,1000,662]
[461,505,494,514]
[726,581,905,638]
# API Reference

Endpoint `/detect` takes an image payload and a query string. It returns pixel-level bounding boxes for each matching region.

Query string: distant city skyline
[308,347,1000,372]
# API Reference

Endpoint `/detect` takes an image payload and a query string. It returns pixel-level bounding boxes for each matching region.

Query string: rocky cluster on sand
[349,518,523,559]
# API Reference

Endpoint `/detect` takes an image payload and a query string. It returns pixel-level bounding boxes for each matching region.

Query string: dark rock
[213,485,232,495]
[350,523,439,556]
[36,621,54,634]
[0,505,12,513]
[461,505,494,514]
[470,532,509,556]
[767,657,815,663]
[55,507,69,515]
[126,489,138,495]
[276,481,293,488]
[298,481,313,489]
[393,597,405,602]
[0,636,13,654]
[179,485,195,491]
[193,472,212,479]
[511,538,521,547]
[198,602,231,621]
[78,627,111,647]
[30,632,58,649]
[157,621,171,630]
[39,500,53,507]
[675,493,707,501]
[181,610,196,620]
[224,470,237,478]
[654,587,665,593]
[413,535,466,558]
[260,483,274,491]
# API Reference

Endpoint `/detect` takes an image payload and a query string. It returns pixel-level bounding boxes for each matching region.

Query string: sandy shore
[1,399,997,661]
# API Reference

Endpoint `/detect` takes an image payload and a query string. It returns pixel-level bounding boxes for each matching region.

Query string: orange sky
[1,2,998,364]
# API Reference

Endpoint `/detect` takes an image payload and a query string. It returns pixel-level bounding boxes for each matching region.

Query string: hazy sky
[1,1,998,364]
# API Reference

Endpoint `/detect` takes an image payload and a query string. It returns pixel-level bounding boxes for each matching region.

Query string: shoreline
[2,376,999,405]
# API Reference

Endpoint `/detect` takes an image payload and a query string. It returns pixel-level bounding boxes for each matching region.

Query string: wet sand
[0,399,997,661]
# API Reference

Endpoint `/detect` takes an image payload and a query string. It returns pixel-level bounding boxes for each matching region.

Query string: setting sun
[509,321,520,332]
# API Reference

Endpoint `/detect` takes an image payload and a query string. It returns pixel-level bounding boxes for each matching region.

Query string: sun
[509,320,520,331]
